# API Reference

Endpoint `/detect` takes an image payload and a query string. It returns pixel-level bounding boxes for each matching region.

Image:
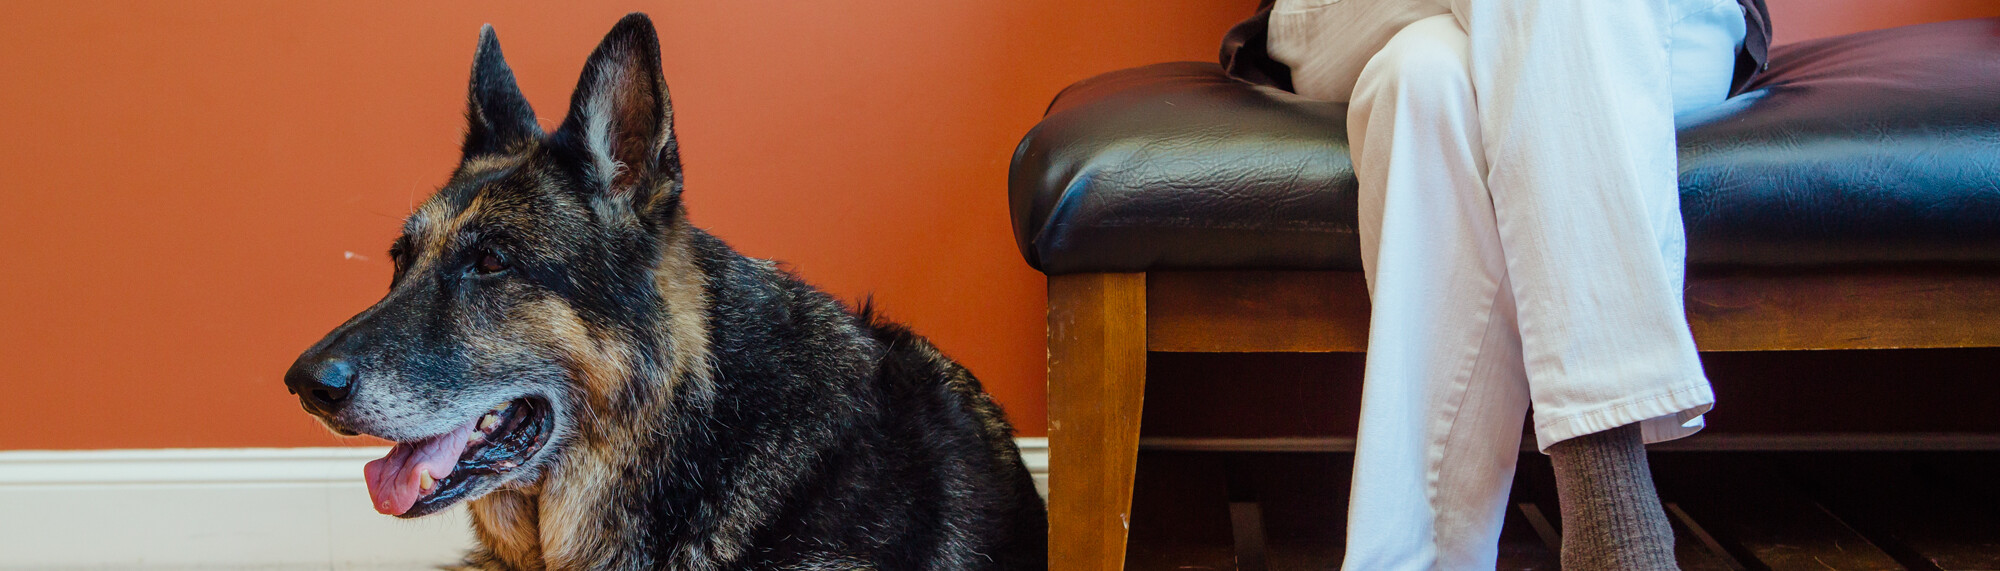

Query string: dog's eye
[474,251,507,275]
[388,240,410,271]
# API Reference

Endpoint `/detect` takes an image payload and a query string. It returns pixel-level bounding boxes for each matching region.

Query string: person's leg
[1267,0,1449,104]
[1445,0,1745,567]
[1445,0,1712,453]
[1547,423,1675,568]
[1338,15,1534,570]
[1277,0,1744,567]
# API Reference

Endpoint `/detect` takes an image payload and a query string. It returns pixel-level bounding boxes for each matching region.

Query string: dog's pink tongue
[363,420,476,515]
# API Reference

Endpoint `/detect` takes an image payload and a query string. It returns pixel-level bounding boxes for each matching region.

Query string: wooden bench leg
[1047,273,1147,571]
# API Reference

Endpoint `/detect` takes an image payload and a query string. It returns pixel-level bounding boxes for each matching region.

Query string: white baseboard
[0,438,1047,569]
[1135,433,2000,452]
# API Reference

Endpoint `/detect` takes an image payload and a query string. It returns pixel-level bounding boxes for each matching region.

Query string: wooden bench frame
[1044,268,2000,571]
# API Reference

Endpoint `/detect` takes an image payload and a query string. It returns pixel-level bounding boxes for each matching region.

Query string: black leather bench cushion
[1009,18,2000,275]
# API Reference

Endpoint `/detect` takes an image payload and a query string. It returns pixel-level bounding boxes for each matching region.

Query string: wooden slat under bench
[1145,269,2000,353]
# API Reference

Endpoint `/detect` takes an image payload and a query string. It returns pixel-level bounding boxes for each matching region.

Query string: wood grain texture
[1684,268,2000,351]
[1786,454,2000,570]
[1046,273,1147,571]
[1665,503,1749,571]
[1145,269,2000,353]
[1147,271,1371,353]
[1654,456,1905,570]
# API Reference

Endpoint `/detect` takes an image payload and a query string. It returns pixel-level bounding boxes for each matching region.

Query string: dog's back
[653,233,1048,569]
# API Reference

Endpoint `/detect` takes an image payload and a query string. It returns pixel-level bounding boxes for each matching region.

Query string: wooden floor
[1125,450,2000,571]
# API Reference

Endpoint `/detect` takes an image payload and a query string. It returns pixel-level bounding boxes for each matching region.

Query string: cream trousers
[1268,0,1747,568]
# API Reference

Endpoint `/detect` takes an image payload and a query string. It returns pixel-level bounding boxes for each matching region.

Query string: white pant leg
[1273,0,1747,568]
[1268,0,1449,103]
[1340,16,1531,570]
[1447,0,1728,450]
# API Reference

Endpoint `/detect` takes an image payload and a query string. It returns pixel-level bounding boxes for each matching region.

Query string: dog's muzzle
[285,353,358,417]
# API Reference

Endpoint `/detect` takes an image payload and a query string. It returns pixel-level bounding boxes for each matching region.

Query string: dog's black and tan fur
[283,14,1046,570]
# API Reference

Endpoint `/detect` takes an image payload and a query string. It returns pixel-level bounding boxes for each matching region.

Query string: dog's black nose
[289,357,356,411]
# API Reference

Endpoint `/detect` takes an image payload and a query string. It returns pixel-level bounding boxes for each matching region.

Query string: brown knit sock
[1547,423,1677,570]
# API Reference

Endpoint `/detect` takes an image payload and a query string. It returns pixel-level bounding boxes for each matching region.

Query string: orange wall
[0,1,1254,449]
[3,1,1994,451]
[1767,0,2000,44]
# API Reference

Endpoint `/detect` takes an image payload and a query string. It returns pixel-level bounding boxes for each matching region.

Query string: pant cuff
[1532,382,1715,452]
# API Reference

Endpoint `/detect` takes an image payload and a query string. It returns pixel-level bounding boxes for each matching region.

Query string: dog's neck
[466,485,544,568]
[464,220,716,570]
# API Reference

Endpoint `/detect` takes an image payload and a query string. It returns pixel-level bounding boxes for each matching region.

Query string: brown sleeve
[1731,0,1774,94]
[1219,0,1293,91]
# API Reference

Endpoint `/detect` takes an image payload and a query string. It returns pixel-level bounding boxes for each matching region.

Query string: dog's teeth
[419,469,435,492]
[467,430,483,444]
[492,402,511,414]
[478,413,499,432]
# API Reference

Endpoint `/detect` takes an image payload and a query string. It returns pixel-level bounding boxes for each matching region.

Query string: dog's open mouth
[362,397,552,518]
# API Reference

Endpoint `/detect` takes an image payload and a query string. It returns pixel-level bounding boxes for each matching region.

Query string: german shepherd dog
[282,13,1046,570]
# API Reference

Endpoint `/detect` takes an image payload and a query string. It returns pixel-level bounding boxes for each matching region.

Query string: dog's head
[284,14,694,518]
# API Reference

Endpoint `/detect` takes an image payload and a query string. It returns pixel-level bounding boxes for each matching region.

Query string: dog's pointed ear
[555,13,682,217]
[463,24,542,158]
